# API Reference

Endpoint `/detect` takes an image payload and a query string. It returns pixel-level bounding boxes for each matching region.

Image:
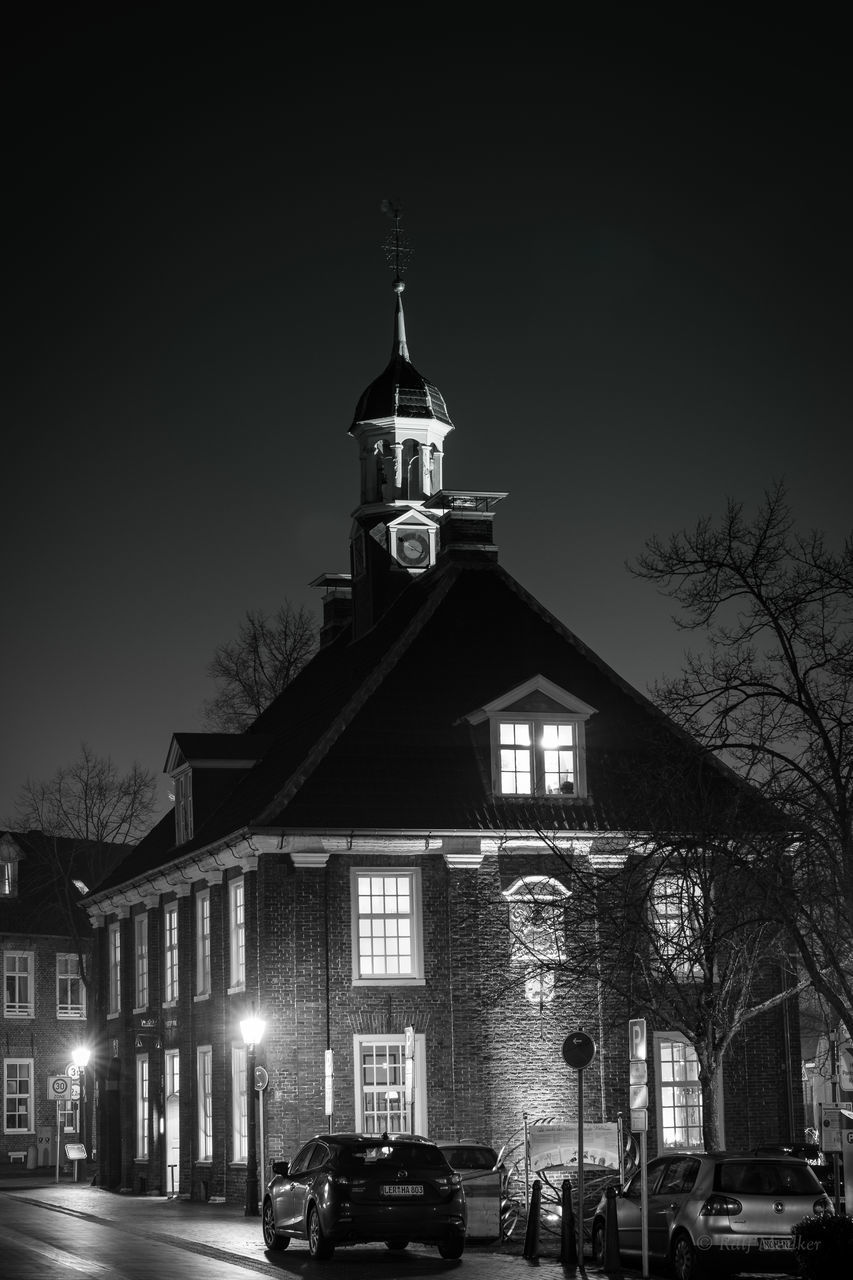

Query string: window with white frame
[108,921,121,1016]
[174,769,193,843]
[4,951,34,1017]
[353,1033,427,1135]
[164,901,178,1004]
[136,1055,149,1158]
[228,878,245,990]
[197,1046,213,1162]
[502,876,569,1003]
[4,1059,33,1133]
[351,869,424,984]
[656,1034,705,1151]
[232,1044,247,1163]
[463,676,596,799]
[650,872,703,977]
[134,912,148,1010]
[56,953,86,1018]
[196,889,211,998]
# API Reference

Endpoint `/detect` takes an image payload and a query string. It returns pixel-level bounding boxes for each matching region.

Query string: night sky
[4,12,851,825]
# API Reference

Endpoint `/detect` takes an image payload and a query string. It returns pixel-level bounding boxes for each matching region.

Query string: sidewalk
[0,1166,644,1277]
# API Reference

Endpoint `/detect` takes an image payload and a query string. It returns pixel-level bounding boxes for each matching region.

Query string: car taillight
[700,1195,742,1216]
[813,1195,834,1216]
[333,1175,351,1191]
[434,1173,463,1192]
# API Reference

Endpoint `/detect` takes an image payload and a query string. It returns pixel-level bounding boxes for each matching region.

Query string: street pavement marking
[0,1223,120,1276]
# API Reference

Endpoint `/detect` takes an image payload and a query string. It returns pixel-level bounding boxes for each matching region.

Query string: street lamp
[240,1009,266,1217]
[71,1046,91,1149]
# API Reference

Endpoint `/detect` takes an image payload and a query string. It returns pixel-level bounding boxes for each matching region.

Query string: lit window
[353,1033,426,1135]
[656,1035,704,1151]
[502,876,569,1004]
[351,870,424,984]
[464,675,596,799]
[232,1044,247,1163]
[196,889,211,997]
[136,1055,149,1158]
[4,951,34,1017]
[650,873,703,977]
[1,859,18,897]
[197,1047,213,1162]
[108,923,121,1016]
[56,953,86,1018]
[164,902,178,1004]
[228,878,245,990]
[4,1059,33,1133]
[134,913,148,1010]
[174,770,193,844]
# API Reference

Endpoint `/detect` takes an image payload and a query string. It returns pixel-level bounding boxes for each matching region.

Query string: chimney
[424,491,507,563]
[309,574,353,647]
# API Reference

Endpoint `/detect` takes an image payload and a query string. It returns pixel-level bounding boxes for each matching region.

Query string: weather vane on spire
[380,200,413,284]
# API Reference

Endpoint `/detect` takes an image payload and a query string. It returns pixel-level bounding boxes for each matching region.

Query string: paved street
[0,1173,796,1279]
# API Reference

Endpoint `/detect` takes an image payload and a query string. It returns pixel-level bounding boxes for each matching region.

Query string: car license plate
[759,1237,793,1250]
[381,1184,423,1196]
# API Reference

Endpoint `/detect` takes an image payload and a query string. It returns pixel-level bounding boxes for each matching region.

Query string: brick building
[83,269,803,1202]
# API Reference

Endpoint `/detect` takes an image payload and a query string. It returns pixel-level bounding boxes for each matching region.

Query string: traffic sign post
[562,1030,597,1254]
[628,1019,649,1280]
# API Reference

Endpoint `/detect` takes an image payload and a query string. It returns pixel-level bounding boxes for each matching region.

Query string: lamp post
[71,1046,91,1183]
[240,1009,266,1217]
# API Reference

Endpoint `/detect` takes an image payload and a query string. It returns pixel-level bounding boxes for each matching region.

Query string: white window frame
[56,952,86,1018]
[197,1046,213,1162]
[464,675,596,799]
[134,912,149,1011]
[228,878,245,992]
[4,1058,34,1134]
[136,1055,149,1159]
[196,888,211,999]
[353,1033,428,1135]
[502,875,570,1004]
[174,768,193,843]
[351,868,425,986]
[163,901,178,1005]
[654,1032,711,1152]
[232,1043,247,1163]
[107,921,121,1017]
[4,950,34,1017]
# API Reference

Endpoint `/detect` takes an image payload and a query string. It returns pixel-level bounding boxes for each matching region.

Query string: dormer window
[1,859,18,897]
[174,770,193,844]
[463,675,597,799]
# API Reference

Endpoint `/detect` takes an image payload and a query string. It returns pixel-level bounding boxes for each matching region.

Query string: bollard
[601,1183,622,1274]
[523,1178,542,1260]
[559,1177,578,1266]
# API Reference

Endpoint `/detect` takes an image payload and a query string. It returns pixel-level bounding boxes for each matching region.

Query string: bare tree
[630,483,853,1041]
[11,743,157,987]
[203,604,317,731]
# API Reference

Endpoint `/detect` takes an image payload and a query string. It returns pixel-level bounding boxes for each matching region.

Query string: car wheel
[385,1239,409,1250]
[438,1231,465,1260]
[262,1199,288,1251]
[671,1231,704,1280]
[307,1204,333,1260]
[591,1218,606,1266]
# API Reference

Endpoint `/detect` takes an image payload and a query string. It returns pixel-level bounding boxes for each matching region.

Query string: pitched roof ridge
[252,561,464,824]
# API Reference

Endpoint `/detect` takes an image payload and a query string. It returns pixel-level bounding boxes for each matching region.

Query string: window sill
[351,977,425,988]
[227,984,246,996]
[193,993,210,1003]
[106,1011,120,1021]
[132,1006,148,1015]
[162,1000,178,1009]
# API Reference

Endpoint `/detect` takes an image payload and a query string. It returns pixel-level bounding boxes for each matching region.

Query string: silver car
[590,1150,832,1279]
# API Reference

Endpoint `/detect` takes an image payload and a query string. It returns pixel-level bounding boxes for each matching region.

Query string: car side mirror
[272,1159,289,1177]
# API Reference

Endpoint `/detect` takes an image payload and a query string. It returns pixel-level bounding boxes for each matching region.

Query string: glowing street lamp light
[240,1009,266,1217]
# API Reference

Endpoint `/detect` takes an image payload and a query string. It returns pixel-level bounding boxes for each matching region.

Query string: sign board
[629,1061,647,1085]
[254,1066,269,1092]
[822,1106,843,1152]
[65,1063,81,1080]
[562,1031,597,1070]
[64,1143,87,1161]
[629,1018,647,1062]
[527,1122,620,1172]
[630,1108,648,1132]
[324,1050,334,1116]
[629,1084,649,1110]
[48,1075,71,1100]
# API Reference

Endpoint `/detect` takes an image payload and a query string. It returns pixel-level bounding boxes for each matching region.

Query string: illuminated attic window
[1,858,19,897]
[463,675,597,799]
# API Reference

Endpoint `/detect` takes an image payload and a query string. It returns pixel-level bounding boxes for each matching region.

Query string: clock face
[397,529,430,567]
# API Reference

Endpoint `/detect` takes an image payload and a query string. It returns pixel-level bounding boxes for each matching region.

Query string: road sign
[65,1063,81,1080]
[821,1106,843,1152]
[254,1066,269,1092]
[629,1061,647,1085]
[48,1075,70,1100]
[629,1018,647,1061]
[562,1031,597,1069]
[629,1084,649,1110]
[630,1108,648,1132]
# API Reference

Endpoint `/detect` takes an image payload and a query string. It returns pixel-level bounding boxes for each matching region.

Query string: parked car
[261,1132,467,1260]
[590,1150,833,1279]
[436,1138,522,1239]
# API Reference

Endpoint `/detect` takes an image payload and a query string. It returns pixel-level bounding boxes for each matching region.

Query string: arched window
[502,875,570,1003]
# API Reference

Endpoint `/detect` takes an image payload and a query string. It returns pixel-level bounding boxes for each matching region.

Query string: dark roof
[0,829,129,935]
[351,353,453,428]
[95,556,771,897]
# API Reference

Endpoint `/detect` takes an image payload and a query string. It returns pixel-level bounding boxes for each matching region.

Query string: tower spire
[381,200,412,360]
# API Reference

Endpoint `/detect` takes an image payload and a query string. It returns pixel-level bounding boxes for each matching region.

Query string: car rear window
[717,1161,820,1195]
[340,1142,448,1170]
[441,1146,497,1170]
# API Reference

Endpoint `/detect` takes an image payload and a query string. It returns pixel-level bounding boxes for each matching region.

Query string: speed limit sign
[48,1075,71,1099]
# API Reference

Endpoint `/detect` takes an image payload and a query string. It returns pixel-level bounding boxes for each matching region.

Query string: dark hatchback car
[590,1150,833,1279]
[262,1132,467,1260]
